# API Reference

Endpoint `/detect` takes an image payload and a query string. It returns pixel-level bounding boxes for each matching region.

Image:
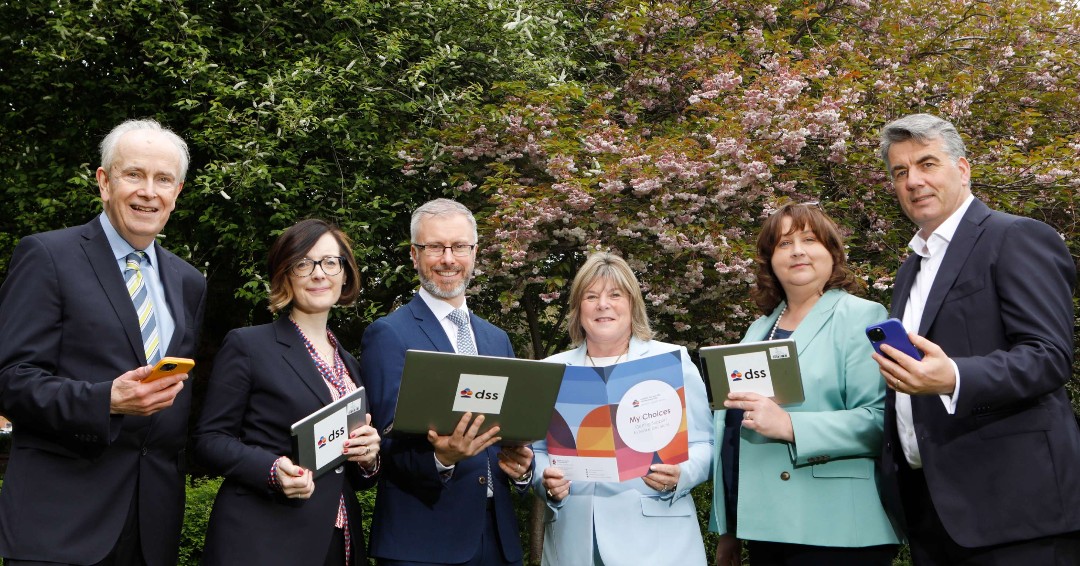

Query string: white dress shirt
[417,288,490,493]
[896,194,973,468]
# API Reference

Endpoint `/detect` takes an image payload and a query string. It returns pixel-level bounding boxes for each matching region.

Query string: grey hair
[410,198,478,243]
[879,113,966,176]
[100,119,190,181]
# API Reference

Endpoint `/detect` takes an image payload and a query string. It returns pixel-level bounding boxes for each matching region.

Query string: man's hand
[427,412,501,466]
[497,445,533,481]
[109,365,187,416]
[275,456,314,499]
[874,332,956,396]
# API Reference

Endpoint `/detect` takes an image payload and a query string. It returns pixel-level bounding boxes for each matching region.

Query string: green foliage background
[0,0,1077,564]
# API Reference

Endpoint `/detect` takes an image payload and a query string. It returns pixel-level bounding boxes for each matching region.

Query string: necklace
[585,345,629,367]
[768,306,787,340]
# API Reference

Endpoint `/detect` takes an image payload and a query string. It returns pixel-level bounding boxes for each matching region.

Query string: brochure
[544,350,689,482]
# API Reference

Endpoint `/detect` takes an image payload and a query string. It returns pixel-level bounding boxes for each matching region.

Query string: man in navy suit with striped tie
[361,198,534,565]
[0,119,207,566]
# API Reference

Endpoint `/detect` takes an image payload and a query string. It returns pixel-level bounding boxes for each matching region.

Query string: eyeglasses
[412,243,476,258]
[290,256,345,277]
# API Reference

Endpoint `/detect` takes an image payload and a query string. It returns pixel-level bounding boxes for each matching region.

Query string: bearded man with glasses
[360,198,534,566]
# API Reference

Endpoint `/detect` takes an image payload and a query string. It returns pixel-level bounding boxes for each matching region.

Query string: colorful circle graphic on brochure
[614,379,682,453]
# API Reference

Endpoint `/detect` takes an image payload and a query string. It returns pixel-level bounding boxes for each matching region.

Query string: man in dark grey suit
[0,119,207,566]
[873,113,1080,564]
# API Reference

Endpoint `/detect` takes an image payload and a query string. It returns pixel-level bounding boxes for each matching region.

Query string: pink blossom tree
[402,0,1080,368]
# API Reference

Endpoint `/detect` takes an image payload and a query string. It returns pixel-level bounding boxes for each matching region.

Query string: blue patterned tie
[125,252,161,365]
[446,308,492,494]
[447,309,478,356]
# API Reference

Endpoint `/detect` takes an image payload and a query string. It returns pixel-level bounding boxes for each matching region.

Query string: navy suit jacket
[881,198,1080,547]
[0,218,206,565]
[193,316,374,565]
[361,293,523,563]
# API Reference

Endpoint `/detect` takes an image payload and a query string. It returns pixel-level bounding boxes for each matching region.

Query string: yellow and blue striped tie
[125,252,161,365]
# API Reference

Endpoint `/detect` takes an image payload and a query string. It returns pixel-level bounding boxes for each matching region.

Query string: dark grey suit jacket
[881,198,1080,547]
[0,218,206,565]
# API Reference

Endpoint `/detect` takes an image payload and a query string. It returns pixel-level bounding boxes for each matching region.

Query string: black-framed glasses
[411,243,476,258]
[290,256,345,277]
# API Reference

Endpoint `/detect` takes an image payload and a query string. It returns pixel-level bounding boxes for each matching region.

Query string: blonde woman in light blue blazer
[711,204,901,565]
[533,252,713,566]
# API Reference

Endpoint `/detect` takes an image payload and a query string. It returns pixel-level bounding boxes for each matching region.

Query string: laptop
[290,386,367,478]
[389,350,566,443]
[698,339,804,409]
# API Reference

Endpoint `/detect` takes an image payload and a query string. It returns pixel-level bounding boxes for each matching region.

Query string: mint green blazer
[709,289,901,546]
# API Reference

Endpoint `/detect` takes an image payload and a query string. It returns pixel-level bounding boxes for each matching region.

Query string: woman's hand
[724,392,794,442]
[275,456,314,499]
[714,534,742,566]
[344,414,381,472]
[541,467,571,501]
[643,463,681,493]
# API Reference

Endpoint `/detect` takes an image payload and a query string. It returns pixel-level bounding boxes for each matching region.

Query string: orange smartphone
[144,357,195,383]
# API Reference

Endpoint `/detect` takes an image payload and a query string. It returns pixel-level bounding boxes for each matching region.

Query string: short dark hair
[751,203,862,313]
[267,219,361,313]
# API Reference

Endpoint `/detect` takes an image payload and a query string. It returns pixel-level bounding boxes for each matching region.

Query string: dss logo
[738,368,768,380]
[318,427,346,450]
[723,350,776,397]
[460,387,500,400]
[453,373,509,414]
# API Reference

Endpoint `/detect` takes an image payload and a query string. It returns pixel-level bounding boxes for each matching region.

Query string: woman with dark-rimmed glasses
[194,218,380,566]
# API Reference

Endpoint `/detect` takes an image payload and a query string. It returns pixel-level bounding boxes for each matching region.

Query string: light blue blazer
[709,289,901,547]
[533,337,713,566]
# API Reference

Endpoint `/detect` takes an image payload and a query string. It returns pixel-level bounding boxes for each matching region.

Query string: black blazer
[881,198,1080,547]
[0,218,206,565]
[193,316,374,565]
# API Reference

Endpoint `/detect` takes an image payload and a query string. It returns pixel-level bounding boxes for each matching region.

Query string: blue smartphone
[865,319,922,361]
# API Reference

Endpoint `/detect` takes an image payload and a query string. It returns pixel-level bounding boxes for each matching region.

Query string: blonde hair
[565,252,654,346]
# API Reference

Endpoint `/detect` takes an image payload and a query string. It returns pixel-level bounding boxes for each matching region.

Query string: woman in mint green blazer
[711,204,901,565]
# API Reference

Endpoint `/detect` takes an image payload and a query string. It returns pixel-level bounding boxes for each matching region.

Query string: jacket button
[780,471,790,481]
[141,447,149,456]
[335,465,344,474]
[479,476,487,485]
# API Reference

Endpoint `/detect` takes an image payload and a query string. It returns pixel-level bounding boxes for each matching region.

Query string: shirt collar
[907,194,975,259]
[98,212,160,268]
[418,286,468,321]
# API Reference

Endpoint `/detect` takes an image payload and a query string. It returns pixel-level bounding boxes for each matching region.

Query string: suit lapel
[274,317,334,406]
[406,294,455,352]
[890,255,919,318]
[625,336,652,361]
[81,221,145,364]
[471,312,503,356]
[917,199,990,335]
[154,244,187,355]
[340,344,363,389]
[790,290,841,355]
